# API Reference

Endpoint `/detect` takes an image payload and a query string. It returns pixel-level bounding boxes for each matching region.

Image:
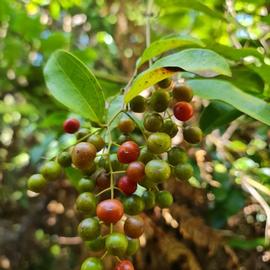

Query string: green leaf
[137,34,204,67]
[157,0,226,22]
[206,42,264,61]
[219,66,265,95]
[200,101,242,134]
[125,49,231,103]
[44,50,105,124]
[188,79,270,126]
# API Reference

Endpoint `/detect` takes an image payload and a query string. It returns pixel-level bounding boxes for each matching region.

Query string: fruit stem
[101,251,108,260]
[95,187,121,197]
[111,170,126,174]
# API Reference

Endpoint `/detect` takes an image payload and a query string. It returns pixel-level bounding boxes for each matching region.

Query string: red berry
[118,175,137,196]
[63,118,80,133]
[173,101,193,122]
[126,161,145,183]
[96,199,124,224]
[117,141,140,164]
[115,260,135,270]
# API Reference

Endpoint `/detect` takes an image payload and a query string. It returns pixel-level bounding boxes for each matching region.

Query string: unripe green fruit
[57,151,72,167]
[118,118,135,134]
[40,161,62,181]
[81,257,103,270]
[174,163,193,181]
[77,128,90,140]
[167,147,188,165]
[86,237,105,252]
[160,120,178,138]
[157,78,172,89]
[126,238,140,256]
[143,113,163,132]
[78,218,100,241]
[123,195,145,215]
[139,147,155,164]
[76,192,97,216]
[105,233,128,257]
[139,177,155,189]
[129,95,146,113]
[142,190,156,210]
[88,134,105,152]
[118,134,131,144]
[78,178,96,193]
[156,191,173,208]
[172,85,193,102]
[147,132,171,154]
[183,126,203,144]
[27,174,46,193]
[149,89,170,112]
[145,160,171,183]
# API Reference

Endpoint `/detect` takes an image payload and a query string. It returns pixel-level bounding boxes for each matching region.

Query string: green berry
[130,96,146,113]
[167,147,188,165]
[126,238,140,256]
[157,78,172,89]
[27,174,46,193]
[139,147,155,164]
[76,192,97,215]
[78,178,96,193]
[174,163,193,181]
[86,237,105,252]
[143,113,163,132]
[149,89,170,112]
[40,161,62,181]
[88,134,105,151]
[161,120,178,138]
[77,128,90,140]
[183,126,203,144]
[142,190,156,210]
[105,233,128,257]
[145,160,171,183]
[147,132,171,154]
[57,151,72,167]
[81,257,103,270]
[156,191,173,208]
[172,85,193,102]
[123,195,145,215]
[78,218,100,241]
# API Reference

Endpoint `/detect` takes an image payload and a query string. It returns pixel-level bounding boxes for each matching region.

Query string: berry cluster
[27,78,203,270]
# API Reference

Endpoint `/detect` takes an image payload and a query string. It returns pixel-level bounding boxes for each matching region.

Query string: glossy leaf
[200,101,242,134]
[137,34,204,67]
[157,0,226,21]
[206,42,264,61]
[188,79,270,126]
[44,50,105,123]
[125,49,231,103]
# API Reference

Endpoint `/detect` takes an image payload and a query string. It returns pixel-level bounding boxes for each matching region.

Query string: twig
[241,176,270,241]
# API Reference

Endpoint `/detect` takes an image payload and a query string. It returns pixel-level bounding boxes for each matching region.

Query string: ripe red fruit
[126,161,145,183]
[96,199,124,224]
[117,141,140,164]
[118,175,137,196]
[115,260,135,270]
[63,118,80,133]
[173,101,193,122]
